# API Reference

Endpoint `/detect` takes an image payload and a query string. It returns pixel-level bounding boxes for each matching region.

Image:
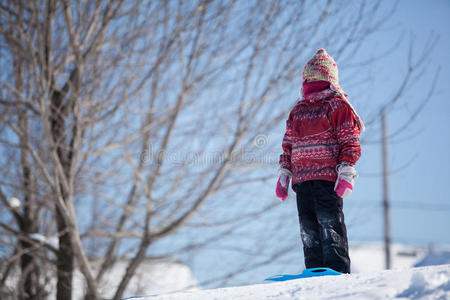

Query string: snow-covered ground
[350,243,433,273]
[3,259,198,299]
[92,260,199,299]
[124,264,450,300]
[4,243,449,299]
[66,260,199,299]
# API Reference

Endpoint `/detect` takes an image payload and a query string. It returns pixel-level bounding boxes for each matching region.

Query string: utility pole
[381,112,391,269]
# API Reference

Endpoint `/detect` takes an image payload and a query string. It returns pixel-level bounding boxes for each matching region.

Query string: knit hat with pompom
[302,48,365,131]
[303,49,339,85]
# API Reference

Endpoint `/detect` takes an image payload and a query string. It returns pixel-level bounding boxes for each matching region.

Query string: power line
[390,201,450,211]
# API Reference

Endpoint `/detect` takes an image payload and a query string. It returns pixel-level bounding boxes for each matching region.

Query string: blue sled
[265,267,341,282]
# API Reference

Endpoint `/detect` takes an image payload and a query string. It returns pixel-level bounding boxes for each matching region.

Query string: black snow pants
[294,180,350,273]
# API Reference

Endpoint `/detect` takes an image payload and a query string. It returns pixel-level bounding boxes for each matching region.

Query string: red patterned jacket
[279,89,361,187]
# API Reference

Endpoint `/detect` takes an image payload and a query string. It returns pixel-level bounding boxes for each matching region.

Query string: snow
[350,243,429,273]
[8,197,21,208]
[28,233,59,249]
[415,250,450,267]
[124,264,450,300]
[5,242,449,299]
[65,260,199,299]
[29,233,47,243]
[93,260,199,299]
[4,259,198,299]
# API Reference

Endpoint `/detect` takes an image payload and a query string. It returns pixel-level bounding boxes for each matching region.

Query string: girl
[275,49,364,274]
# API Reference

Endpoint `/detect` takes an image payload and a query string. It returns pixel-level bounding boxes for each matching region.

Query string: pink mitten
[276,177,290,201]
[276,168,292,202]
[334,163,358,198]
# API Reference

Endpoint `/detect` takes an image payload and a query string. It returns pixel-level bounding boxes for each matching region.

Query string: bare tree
[0,0,436,299]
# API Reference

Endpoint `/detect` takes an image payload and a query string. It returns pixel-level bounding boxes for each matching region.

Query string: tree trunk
[18,215,41,299]
[18,234,40,300]
[51,90,74,300]
[16,52,42,300]
[56,209,74,300]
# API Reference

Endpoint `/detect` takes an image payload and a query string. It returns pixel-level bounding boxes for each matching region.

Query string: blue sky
[151,0,450,287]
[345,0,450,246]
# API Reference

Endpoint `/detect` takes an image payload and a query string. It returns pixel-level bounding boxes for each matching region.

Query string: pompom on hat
[303,48,365,131]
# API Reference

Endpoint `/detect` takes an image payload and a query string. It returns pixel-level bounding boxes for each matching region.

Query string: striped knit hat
[303,48,339,87]
[303,48,365,131]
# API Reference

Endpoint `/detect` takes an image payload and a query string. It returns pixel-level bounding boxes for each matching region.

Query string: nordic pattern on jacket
[279,94,361,186]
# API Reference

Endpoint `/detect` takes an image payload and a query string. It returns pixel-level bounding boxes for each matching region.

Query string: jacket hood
[301,49,365,131]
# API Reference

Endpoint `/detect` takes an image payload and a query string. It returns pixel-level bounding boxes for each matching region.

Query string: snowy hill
[93,260,198,299]
[415,250,450,267]
[350,243,433,273]
[3,259,198,299]
[124,264,450,300]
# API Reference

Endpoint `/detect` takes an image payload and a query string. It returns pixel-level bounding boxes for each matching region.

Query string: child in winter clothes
[275,49,364,274]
